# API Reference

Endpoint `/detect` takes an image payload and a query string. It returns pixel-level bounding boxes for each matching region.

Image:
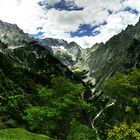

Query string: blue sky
[70,21,107,37]
[38,0,84,11]
[0,0,140,48]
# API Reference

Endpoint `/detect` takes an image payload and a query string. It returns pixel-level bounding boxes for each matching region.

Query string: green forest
[0,46,140,140]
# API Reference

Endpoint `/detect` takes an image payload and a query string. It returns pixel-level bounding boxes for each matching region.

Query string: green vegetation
[66,121,97,140]
[0,44,98,139]
[55,52,73,63]
[0,128,53,140]
[0,41,140,139]
[103,69,140,140]
[24,76,95,139]
[104,68,140,101]
[108,122,140,140]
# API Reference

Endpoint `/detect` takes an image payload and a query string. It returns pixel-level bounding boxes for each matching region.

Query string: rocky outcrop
[0,20,31,48]
[79,19,140,93]
[38,38,68,47]
[38,38,83,66]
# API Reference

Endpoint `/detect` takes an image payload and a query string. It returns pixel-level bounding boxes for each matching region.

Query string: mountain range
[0,19,140,140]
[36,19,140,94]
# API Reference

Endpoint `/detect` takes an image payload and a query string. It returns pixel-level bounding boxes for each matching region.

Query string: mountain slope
[38,38,83,66]
[0,41,94,139]
[0,20,31,48]
[85,20,140,89]
[64,19,140,94]
[0,39,87,101]
[0,21,93,140]
[0,19,140,140]
[0,128,53,140]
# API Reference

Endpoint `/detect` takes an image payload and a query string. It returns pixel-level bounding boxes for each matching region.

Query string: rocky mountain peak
[38,38,68,48]
[0,20,30,48]
[37,37,83,66]
[68,41,80,47]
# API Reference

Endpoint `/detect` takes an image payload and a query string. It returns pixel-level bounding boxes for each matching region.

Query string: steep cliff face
[80,19,140,91]
[38,38,68,47]
[38,38,83,66]
[0,20,31,48]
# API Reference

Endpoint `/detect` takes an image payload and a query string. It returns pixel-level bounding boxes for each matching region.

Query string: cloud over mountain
[0,0,139,48]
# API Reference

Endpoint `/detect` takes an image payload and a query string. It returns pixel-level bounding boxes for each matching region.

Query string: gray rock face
[38,38,83,67]
[38,38,68,47]
[0,40,8,50]
[79,19,140,92]
[0,20,30,48]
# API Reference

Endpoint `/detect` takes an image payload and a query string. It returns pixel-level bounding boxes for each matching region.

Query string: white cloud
[123,0,140,11]
[46,0,61,5]
[0,0,139,48]
[38,0,61,8]
[0,0,46,33]
[45,9,84,31]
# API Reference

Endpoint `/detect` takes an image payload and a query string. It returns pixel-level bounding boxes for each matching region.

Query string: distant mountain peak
[39,38,68,47]
[0,20,31,48]
[68,41,81,48]
[37,37,83,66]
